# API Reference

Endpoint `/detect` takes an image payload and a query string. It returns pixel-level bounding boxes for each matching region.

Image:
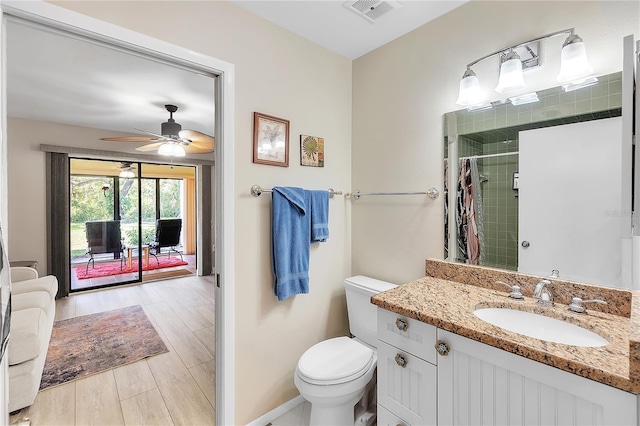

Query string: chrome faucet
[533,279,553,306]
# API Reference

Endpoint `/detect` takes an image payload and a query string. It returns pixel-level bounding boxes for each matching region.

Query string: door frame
[0,1,236,423]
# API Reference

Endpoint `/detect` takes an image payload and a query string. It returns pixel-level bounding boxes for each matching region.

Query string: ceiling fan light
[495,52,526,93]
[119,169,135,178]
[557,35,593,83]
[456,69,484,107]
[158,142,186,157]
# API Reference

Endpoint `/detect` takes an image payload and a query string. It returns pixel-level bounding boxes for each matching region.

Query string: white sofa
[8,267,57,413]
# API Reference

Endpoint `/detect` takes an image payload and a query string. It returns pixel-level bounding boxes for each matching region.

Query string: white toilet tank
[344,276,397,348]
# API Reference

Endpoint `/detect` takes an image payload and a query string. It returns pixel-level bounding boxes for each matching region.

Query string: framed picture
[253,112,289,167]
[300,135,324,167]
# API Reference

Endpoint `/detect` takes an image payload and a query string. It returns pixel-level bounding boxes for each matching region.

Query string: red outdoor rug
[75,256,188,279]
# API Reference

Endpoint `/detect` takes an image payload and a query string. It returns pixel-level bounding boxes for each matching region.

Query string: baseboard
[246,395,305,426]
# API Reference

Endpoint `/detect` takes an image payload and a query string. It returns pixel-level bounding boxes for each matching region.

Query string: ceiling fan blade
[135,142,166,152]
[100,136,155,142]
[179,129,215,147]
[184,144,214,154]
[133,128,176,142]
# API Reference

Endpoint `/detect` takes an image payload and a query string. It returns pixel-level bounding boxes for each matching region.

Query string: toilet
[294,276,397,425]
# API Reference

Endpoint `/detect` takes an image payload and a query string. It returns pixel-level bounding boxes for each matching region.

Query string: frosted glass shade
[158,142,186,157]
[456,74,484,107]
[495,58,526,93]
[119,169,135,178]
[557,41,593,83]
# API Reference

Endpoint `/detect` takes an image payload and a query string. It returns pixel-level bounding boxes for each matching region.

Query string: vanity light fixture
[456,28,594,107]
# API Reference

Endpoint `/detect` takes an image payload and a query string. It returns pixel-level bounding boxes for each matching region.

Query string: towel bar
[251,185,342,198]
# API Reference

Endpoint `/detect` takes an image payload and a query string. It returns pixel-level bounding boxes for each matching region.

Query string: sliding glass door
[69,159,197,291]
[69,159,141,291]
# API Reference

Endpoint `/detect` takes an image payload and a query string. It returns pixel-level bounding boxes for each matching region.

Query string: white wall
[46,1,352,422]
[352,1,640,284]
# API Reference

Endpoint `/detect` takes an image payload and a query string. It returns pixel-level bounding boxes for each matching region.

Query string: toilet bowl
[294,276,397,426]
[294,337,376,426]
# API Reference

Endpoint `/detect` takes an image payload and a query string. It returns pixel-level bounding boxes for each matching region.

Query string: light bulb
[455,69,484,107]
[495,51,526,93]
[557,35,593,83]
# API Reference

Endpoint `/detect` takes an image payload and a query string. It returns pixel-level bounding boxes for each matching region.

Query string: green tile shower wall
[479,142,519,270]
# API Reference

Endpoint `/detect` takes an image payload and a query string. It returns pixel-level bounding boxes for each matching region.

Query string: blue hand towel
[271,186,311,301]
[309,190,329,243]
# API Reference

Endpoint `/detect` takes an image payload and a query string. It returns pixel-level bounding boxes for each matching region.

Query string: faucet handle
[568,297,607,313]
[550,269,560,278]
[495,280,523,300]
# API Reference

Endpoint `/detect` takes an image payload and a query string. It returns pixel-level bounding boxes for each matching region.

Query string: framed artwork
[253,112,289,167]
[300,135,324,167]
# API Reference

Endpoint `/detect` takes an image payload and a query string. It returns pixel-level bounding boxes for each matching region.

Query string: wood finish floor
[10,275,216,426]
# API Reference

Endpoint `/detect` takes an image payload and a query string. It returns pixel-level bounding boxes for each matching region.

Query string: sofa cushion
[12,275,58,299]
[8,307,47,366]
[12,291,52,314]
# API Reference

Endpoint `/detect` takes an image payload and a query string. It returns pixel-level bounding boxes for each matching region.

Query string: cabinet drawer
[377,340,436,426]
[377,404,411,426]
[377,307,437,364]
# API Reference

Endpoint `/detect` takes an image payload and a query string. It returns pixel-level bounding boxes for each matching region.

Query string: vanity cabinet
[376,307,638,426]
[436,329,637,426]
[377,308,437,426]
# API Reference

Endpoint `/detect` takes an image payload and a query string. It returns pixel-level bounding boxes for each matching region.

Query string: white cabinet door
[436,329,637,426]
[377,340,436,426]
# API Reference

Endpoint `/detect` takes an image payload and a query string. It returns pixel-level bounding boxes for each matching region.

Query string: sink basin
[473,308,609,347]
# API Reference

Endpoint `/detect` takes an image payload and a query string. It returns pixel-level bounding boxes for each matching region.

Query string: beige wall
[352,1,640,284]
[48,1,353,423]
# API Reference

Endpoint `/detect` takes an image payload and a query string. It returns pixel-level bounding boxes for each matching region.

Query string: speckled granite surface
[371,261,640,394]
[425,259,632,317]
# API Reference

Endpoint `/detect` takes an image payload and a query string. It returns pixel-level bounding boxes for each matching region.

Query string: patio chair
[85,220,126,273]
[148,218,183,264]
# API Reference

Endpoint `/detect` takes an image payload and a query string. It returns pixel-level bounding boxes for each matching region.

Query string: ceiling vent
[342,0,403,23]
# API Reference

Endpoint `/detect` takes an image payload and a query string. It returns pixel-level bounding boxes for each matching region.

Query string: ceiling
[6,1,467,139]
[232,0,467,59]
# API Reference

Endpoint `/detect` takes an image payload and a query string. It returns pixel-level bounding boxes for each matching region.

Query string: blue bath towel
[272,186,311,301]
[309,190,329,243]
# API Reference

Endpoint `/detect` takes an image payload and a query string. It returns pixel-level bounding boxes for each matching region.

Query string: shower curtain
[456,158,485,265]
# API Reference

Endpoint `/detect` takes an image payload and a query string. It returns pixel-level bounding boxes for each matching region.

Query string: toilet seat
[297,337,374,386]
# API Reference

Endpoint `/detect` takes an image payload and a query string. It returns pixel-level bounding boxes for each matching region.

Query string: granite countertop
[371,275,640,394]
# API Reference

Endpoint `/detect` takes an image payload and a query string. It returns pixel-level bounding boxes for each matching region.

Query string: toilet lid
[297,337,374,385]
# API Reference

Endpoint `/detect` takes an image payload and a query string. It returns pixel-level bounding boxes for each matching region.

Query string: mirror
[444,72,628,288]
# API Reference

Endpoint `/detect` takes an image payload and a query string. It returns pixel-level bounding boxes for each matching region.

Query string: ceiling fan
[117,162,136,178]
[100,104,215,156]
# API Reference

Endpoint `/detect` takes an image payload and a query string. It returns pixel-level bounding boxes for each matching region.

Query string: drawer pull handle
[395,353,407,368]
[395,318,408,332]
[435,340,450,356]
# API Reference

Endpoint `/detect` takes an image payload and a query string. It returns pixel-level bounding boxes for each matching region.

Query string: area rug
[40,305,168,390]
[75,256,188,280]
